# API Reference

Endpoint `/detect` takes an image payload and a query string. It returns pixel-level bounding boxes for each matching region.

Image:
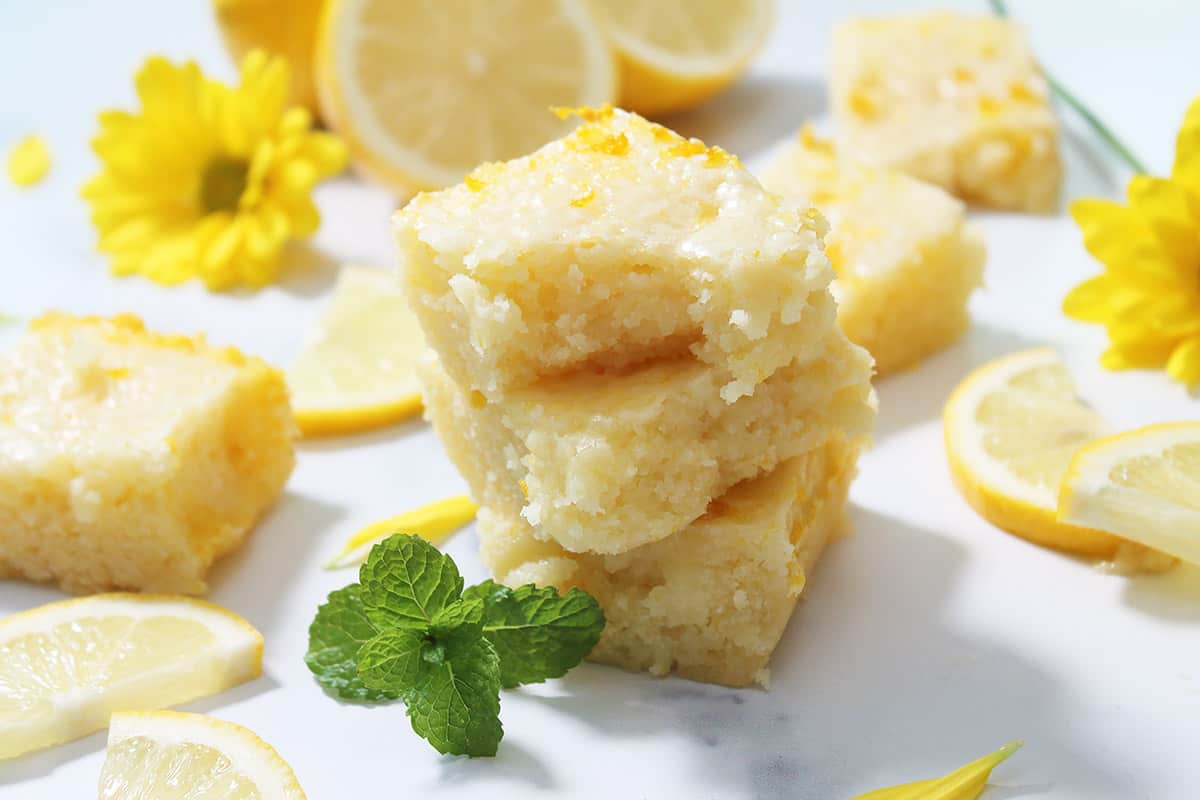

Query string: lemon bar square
[0,314,295,595]
[396,106,837,403]
[478,434,864,687]
[831,12,1062,212]
[759,129,986,376]
[418,332,874,555]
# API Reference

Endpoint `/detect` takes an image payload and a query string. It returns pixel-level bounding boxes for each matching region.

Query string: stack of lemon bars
[396,108,876,687]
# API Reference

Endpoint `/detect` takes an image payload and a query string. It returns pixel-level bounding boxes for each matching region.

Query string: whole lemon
[213,0,326,116]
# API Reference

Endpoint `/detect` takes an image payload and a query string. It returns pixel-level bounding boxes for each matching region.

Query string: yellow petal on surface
[1166,335,1200,386]
[324,496,479,569]
[6,135,51,186]
[852,741,1023,800]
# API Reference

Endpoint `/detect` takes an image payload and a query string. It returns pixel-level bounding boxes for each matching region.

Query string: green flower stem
[989,0,1149,174]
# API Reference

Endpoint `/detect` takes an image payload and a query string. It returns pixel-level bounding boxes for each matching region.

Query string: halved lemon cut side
[99,710,306,799]
[1059,422,1200,565]
[288,265,424,437]
[315,0,617,192]
[0,594,261,759]
[942,347,1123,557]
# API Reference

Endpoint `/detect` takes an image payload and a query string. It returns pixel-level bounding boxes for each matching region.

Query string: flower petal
[1069,198,1159,268]
[1126,175,1200,270]
[1166,335,1200,386]
[1063,275,1125,322]
[1173,95,1200,190]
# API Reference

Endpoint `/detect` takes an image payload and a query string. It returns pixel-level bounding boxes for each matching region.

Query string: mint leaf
[359,534,463,629]
[305,585,400,702]
[463,580,605,688]
[361,628,503,757]
[431,596,484,633]
[358,628,427,692]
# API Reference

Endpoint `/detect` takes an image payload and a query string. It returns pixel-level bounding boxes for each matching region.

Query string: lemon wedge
[1059,422,1200,565]
[0,594,262,759]
[288,265,424,437]
[324,495,478,569]
[943,347,1123,556]
[314,0,617,193]
[99,710,306,799]
[852,741,1022,800]
[595,0,773,115]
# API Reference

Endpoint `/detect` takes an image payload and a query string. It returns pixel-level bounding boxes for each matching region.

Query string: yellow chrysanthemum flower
[1065,96,1200,386]
[82,51,346,290]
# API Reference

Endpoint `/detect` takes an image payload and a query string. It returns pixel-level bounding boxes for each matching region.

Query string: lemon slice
[1059,423,1200,565]
[99,710,306,799]
[0,594,261,759]
[943,347,1124,556]
[314,0,617,193]
[288,265,424,437]
[324,495,478,569]
[596,0,773,116]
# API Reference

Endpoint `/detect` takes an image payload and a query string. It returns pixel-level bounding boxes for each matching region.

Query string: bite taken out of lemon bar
[478,434,865,688]
[0,313,295,594]
[831,12,1061,212]
[759,128,986,376]
[396,106,837,404]
[417,339,874,554]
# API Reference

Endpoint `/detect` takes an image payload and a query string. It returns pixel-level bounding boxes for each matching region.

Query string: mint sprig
[305,534,605,757]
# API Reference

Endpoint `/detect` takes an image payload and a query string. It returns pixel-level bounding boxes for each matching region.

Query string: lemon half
[315,0,617,193]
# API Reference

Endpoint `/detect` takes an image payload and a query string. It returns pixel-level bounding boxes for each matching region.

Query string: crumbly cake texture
[395,106,837,403]
[831,12,1062,212]
[759,129,986,375]
[478,435,864,688]
[0,313,295,594]
[417,341,875,554]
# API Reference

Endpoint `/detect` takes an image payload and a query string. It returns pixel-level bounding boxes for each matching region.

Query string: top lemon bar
[395,106,836,403]
[831,12,1062,212]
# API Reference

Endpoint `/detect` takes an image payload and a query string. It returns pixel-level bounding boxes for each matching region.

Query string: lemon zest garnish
[323,496,479,569]
[570,187,596,207]
[572,126,630,156]
[6,135,51,187]
[799,126,835,155]
[465,175,485,192]
[551,103,614,122]
[667,140,707,159]
[848,88,880,120]
[1008,81,1039,102]
[704,147,738,168]
[852,741,1023,800]
[978,96,1003,116]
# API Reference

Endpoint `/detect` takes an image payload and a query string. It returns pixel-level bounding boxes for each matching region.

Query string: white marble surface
[2,1,1199,798]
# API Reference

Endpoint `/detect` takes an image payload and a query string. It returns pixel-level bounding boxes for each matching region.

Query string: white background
[2,1,1199,798]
